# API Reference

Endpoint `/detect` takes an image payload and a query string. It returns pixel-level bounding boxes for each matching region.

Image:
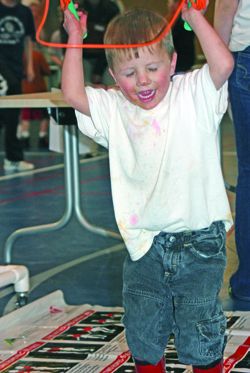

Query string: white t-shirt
[76,64,233,261]
[229,0,250,52]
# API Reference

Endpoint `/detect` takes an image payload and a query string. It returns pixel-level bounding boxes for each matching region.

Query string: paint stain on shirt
[129,214,139,226]
[152,119,161,135]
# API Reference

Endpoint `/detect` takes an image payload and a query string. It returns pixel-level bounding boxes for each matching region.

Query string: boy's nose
[136,72,151,86]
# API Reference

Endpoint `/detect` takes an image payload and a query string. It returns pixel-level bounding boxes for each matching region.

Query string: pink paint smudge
[152,119,161,135]
[130,214,139,225]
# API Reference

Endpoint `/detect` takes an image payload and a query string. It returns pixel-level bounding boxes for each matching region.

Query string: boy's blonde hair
[104,8,175,70]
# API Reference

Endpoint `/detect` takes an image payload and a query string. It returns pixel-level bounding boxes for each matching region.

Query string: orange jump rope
[36,0,207,48]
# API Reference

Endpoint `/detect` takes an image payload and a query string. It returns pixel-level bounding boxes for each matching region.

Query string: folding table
[0,91,121,264]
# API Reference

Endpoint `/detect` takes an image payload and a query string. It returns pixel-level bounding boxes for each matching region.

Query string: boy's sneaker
[4,159,35,172]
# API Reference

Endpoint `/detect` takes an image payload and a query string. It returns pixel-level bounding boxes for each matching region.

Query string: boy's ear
[170,52,177,76]
[109,68,117,83]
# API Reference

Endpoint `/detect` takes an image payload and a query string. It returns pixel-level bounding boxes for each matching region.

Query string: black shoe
[38,136,48,149]
[20,137,30,150]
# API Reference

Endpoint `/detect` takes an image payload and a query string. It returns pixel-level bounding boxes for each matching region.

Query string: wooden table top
[0,91,69,109]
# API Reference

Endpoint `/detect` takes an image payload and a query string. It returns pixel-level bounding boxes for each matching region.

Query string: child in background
[19,42,51,149]
[61,3,234,372]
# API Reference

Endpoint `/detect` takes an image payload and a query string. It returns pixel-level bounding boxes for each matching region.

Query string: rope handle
[183,0,207,31]
[60,0,79,20]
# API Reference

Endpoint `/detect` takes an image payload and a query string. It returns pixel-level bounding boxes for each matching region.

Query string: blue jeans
[123,221,227,366]
[228,46,250,299]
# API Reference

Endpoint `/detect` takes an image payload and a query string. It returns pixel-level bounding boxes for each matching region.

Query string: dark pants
[0,63,24,161]
[228,46,250,298]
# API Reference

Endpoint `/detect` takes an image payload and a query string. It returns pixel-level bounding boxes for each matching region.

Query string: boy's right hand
[63,6,88,42]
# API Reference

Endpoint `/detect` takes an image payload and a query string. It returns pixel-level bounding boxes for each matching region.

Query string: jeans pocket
[190,230,226,260]
[197,313,227,358]
[236,52,250,92]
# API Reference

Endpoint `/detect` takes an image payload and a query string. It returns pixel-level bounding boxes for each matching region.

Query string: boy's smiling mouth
[137,89,156,103]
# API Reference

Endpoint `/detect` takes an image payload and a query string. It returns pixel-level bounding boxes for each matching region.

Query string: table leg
[70,125,121,240]
[3,125,74,264]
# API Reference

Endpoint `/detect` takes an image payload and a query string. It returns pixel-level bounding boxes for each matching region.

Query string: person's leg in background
[3,107,34,171]
[19,108,49,150]
[18,108,31,149]
[38,109,49,149]
[1,79,34,172]
[228,46,250,301]
[4,106,24,160]
[38,118,49,149]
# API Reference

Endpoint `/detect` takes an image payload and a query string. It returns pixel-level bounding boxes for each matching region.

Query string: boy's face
[109,47,177,110]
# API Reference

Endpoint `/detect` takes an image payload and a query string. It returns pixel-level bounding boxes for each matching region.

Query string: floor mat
[0,291,249,372]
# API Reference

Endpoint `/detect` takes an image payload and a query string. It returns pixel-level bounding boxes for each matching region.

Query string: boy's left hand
[182,0,209,23]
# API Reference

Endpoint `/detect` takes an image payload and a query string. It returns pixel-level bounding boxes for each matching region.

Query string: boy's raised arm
[182,1,234,90]
[61,9,91,116]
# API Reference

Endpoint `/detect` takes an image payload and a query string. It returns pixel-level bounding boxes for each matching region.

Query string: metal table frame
[0,92,121,264]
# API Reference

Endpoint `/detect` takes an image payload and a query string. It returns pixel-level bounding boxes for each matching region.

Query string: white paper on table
[49,116,98,155]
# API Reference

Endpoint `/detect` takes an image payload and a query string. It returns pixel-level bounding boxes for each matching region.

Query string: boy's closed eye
[122,65,158,77]
[147,65,158,72]
[123,70,135,78]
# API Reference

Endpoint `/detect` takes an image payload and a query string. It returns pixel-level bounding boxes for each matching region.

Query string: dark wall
[41,0,169,40]
[122,0,167,14]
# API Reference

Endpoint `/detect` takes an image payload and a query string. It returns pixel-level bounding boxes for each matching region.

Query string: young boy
[61,3,234,372]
